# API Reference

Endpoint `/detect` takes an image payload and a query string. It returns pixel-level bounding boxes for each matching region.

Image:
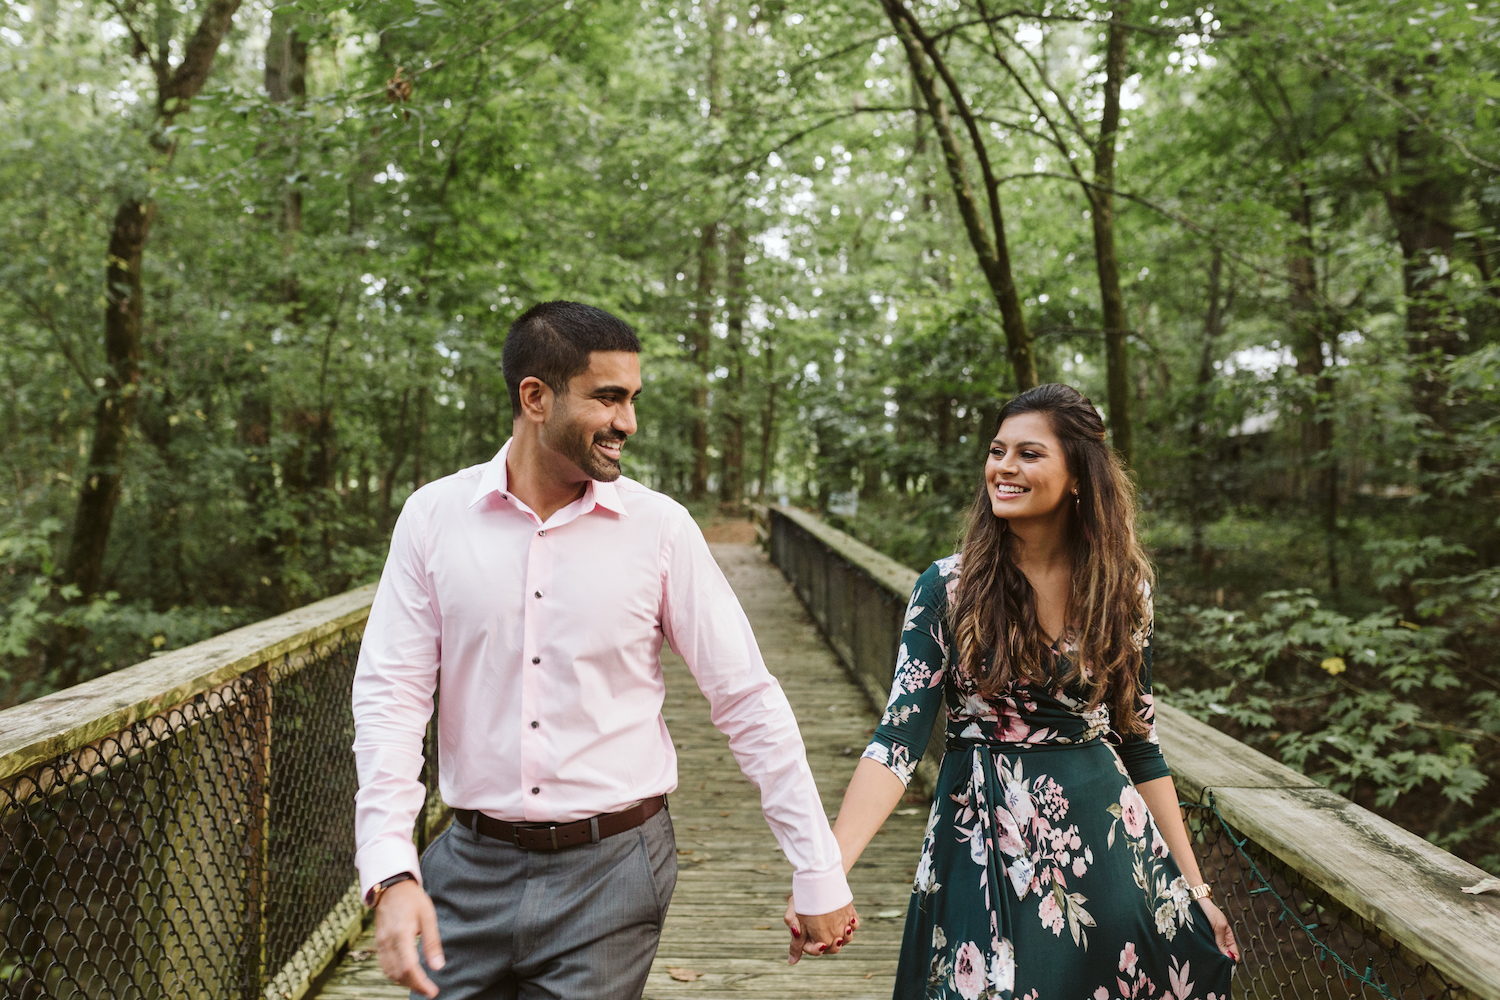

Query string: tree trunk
[933,394,954,494]
[1382,95,1460,467]
[689,225,717,501]
[912,74,937,218]
[719,226,747,508]
[62,199,154,603]
[757,331,777,500]
[59,0,242,611]
[266,2,307,279]
[379,389,412,527]
[883,0,1037,389]
[1189,249,1227,579]
[265,4,307,105]
[1286,190,1339,590]
[690,4,726,503]
[412,386,429,489]
[1091,2,1133,466]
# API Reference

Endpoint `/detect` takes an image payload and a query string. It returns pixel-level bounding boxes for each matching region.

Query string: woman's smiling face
[986,411,1076,521]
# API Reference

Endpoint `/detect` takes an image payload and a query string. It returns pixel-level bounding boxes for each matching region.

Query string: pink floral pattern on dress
[867,559,1232,1000]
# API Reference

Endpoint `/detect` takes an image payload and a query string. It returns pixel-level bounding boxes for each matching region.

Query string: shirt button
[534,590,542,598]
[532,656,540,664]
[531,787,540,795]
[530,720,539,729]
[538,529,546,537]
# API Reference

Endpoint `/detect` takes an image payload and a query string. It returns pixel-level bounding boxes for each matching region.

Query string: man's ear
[517,376,553,425]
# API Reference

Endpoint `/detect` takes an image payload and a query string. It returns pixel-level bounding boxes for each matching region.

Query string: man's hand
[782,894,859,965]
[374,879,445,998]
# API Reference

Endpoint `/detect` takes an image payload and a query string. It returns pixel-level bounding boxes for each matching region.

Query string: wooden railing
[6,511,1498,999]
[0,586,443,1000]
[766,504,1500,1000]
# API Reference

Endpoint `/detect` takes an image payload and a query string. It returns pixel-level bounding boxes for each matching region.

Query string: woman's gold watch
[1188,883,1213,900]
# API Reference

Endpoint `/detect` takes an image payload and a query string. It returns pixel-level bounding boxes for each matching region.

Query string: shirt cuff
[791,865,853,915]
[356,837,424,901]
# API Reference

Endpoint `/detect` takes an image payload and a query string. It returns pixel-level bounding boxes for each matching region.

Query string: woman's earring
[1072,487,1080,513]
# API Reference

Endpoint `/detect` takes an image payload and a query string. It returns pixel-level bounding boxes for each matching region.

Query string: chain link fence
[1184,799,1466,1000]
[765,504,1489,1000]
[0,602,444,1000]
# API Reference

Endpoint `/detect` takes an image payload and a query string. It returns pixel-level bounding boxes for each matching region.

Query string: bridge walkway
[312,542,927,1000]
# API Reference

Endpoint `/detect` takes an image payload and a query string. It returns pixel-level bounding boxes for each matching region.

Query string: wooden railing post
[244,662,272,998]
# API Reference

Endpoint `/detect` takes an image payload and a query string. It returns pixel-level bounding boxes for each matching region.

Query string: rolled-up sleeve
[351,500,441,900]
[659,510,852,915]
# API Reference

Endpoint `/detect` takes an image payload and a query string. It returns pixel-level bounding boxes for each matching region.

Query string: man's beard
[545,406,625,482]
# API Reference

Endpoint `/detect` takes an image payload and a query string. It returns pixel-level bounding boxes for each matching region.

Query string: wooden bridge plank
[312,543,925,1000]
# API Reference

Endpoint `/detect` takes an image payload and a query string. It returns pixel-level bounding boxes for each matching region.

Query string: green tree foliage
[0,0,1496,870]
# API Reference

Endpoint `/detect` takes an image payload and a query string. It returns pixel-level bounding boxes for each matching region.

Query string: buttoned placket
[509,486,602,823]
[519,516,553,821]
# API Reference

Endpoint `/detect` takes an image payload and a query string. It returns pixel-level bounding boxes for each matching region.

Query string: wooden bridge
[3,508,1498,1000]
[314,541,928,999]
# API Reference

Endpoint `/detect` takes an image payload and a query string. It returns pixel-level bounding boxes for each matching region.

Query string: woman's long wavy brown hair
[950,383,1154,736]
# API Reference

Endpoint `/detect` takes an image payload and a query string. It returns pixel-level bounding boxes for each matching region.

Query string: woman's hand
[782,893,858,964]
[1197,897,1239,962]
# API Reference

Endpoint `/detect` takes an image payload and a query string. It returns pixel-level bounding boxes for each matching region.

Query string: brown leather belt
[454,795,666,852]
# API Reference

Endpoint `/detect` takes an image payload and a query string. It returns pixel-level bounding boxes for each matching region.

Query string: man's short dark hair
[502,301,642,417]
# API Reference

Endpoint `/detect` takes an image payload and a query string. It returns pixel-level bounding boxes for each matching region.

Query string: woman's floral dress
[864,555,1234,1000]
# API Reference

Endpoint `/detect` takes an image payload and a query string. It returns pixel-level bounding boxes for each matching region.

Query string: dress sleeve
[1112,591,1171,785]
[861,561,953,787]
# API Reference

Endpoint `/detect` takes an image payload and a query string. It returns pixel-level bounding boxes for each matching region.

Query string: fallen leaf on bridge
[667,967,703,982]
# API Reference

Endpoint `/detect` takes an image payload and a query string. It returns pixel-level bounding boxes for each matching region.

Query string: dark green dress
[864,556,1235,1000]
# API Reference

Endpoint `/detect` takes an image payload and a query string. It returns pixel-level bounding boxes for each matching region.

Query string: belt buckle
[517,823,559,851]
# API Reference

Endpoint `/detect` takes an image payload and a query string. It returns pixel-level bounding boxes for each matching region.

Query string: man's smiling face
[541,350,642,482]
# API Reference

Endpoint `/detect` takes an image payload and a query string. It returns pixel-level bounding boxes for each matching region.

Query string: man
[352,301,858,999]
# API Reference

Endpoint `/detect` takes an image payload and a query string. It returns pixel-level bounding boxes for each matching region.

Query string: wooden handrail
[767,505,1500,1000]
[0,584,375,782]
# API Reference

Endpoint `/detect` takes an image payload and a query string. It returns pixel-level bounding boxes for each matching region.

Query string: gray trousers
[416,806,677,1000]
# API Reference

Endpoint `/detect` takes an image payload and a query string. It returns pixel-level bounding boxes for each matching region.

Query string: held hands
[1197,897,1240,963]
[782,894,860,965]
[374,880,446,998]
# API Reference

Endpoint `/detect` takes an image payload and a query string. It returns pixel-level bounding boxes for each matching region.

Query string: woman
[791,384,1237,999]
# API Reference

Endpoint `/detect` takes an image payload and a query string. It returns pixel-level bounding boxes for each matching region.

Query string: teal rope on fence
[1192,793,1399,1000]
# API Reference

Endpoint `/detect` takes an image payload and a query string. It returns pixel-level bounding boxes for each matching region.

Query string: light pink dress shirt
[351,440,852,914]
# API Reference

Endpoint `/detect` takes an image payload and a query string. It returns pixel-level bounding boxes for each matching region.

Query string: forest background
[1,0,1497,874]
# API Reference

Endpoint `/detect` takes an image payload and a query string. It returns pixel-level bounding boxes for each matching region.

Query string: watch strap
[367,871,416,908]
[1188,882,1213,900]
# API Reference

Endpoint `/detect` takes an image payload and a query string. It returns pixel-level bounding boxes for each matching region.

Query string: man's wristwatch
[1188,883,1213,900]
[366,872,416,908]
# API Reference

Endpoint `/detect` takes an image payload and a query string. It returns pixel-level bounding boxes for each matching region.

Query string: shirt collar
[469,438,630,518]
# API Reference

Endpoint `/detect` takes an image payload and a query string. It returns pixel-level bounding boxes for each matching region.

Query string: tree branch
[997,170,1290,285]
[968,6,1088,189]
[14,293,99,393]
[1300,49,1500,174]
[159,0,243,120]
[881,0,1036,387]
[103,0,167,88]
